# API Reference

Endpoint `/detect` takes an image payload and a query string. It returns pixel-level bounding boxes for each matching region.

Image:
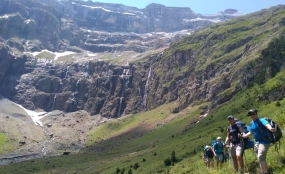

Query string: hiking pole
[228,147,231,170]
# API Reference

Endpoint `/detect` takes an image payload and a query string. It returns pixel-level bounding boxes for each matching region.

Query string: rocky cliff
[0,0,241,53]
[1,0,284,119]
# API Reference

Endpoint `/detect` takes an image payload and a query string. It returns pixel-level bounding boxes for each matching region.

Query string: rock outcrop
[0,0,241,53]
[1,0,284,119]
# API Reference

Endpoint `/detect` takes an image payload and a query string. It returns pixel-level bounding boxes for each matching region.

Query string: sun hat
[217,137,222,140]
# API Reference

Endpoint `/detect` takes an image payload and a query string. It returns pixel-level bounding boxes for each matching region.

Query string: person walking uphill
[224,115,244,173]
[242,109,276,174]
[204,145,216,168]
[213,137,224,169]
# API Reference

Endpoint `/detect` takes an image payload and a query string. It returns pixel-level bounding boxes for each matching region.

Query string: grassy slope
[0,73,284,173]
[161,6,285,89]
[1,6,285,174]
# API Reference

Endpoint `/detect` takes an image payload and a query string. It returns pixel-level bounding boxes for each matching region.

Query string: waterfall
[117,76,125,117]
[83,62,90,78]
[65,66,70,79]
[143,67,152,108]
[75,78,81,92]
[51,94,57,111]
[117,65,131,117]
[117,97,124,117]
[42,128,54,156]
[58,79,63,93]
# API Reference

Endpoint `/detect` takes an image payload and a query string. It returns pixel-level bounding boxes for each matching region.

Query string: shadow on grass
[246,160,259,174]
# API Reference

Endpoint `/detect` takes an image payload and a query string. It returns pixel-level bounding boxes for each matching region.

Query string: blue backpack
[234,119,254,150]
[212,140,224,154]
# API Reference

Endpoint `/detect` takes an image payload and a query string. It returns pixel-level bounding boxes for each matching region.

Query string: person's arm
[242,130,252,138]
[262,119,276,132]
[224,129,230,147]
[238,126,244,134]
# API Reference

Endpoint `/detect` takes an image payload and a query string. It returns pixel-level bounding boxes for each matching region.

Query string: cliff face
[1,0,284,118]
[0,0,241,53]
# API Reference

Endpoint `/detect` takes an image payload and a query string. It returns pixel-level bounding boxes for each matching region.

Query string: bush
[276,101,281,107]
[171,151,177,162]
[133,163,139,170]
[164,158,171,166]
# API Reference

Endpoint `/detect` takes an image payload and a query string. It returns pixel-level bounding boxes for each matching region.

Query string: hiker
[204,145,216,168]
[242,109,276,174]
[213,137,224,169]
[224,115,244,173]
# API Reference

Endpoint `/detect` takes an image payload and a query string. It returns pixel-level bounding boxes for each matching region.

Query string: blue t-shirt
[213,142,224,154]
[250,118,270,144]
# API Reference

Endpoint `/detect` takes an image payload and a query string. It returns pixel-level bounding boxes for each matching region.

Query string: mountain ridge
[0,1,285,173]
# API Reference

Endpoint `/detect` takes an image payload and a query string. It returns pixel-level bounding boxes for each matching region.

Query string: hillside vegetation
[1,5,285,174]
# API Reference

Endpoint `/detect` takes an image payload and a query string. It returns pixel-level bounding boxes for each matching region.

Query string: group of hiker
[202,109,279,174]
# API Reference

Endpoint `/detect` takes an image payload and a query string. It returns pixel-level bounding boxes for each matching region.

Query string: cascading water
[143,67,152,109]
[41,128,54,156]
[75,78,81,92]
[51,94,57,111]
[117,64,131,117]
[65,66,70,79]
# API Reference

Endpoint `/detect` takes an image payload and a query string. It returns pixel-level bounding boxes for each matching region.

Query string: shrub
[164,158,171,166]
[276,101,281,107]
[171,151,177,162]
[133,163,139,170]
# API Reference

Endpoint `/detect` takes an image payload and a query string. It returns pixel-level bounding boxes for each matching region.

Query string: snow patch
[0,14,11,19]
[24,50,76,60]
[16,104,47,126]
[184,17,222,23]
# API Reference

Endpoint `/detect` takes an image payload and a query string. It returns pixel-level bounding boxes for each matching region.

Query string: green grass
[1,5,285,174]
[0,133,14,154]
[1,78,285,173]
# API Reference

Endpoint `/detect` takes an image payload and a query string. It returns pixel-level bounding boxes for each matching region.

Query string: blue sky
[89,0,285,14]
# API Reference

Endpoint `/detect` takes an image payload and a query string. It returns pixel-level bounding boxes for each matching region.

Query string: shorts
[215,153,223,161]
[206,157,214,162]
[254,143,270,161]
[229,143,243,157]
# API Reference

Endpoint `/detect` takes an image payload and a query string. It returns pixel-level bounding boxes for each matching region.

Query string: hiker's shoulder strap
[258,118,269,129]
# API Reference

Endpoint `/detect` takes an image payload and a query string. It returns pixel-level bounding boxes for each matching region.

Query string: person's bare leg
[232,156,238,171]
[237,155,244,169]
[260,161,268,173]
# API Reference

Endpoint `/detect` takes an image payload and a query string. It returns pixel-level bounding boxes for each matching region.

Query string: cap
[227,115,234,119]
[248,109,258,116]
[217,137,222,140]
